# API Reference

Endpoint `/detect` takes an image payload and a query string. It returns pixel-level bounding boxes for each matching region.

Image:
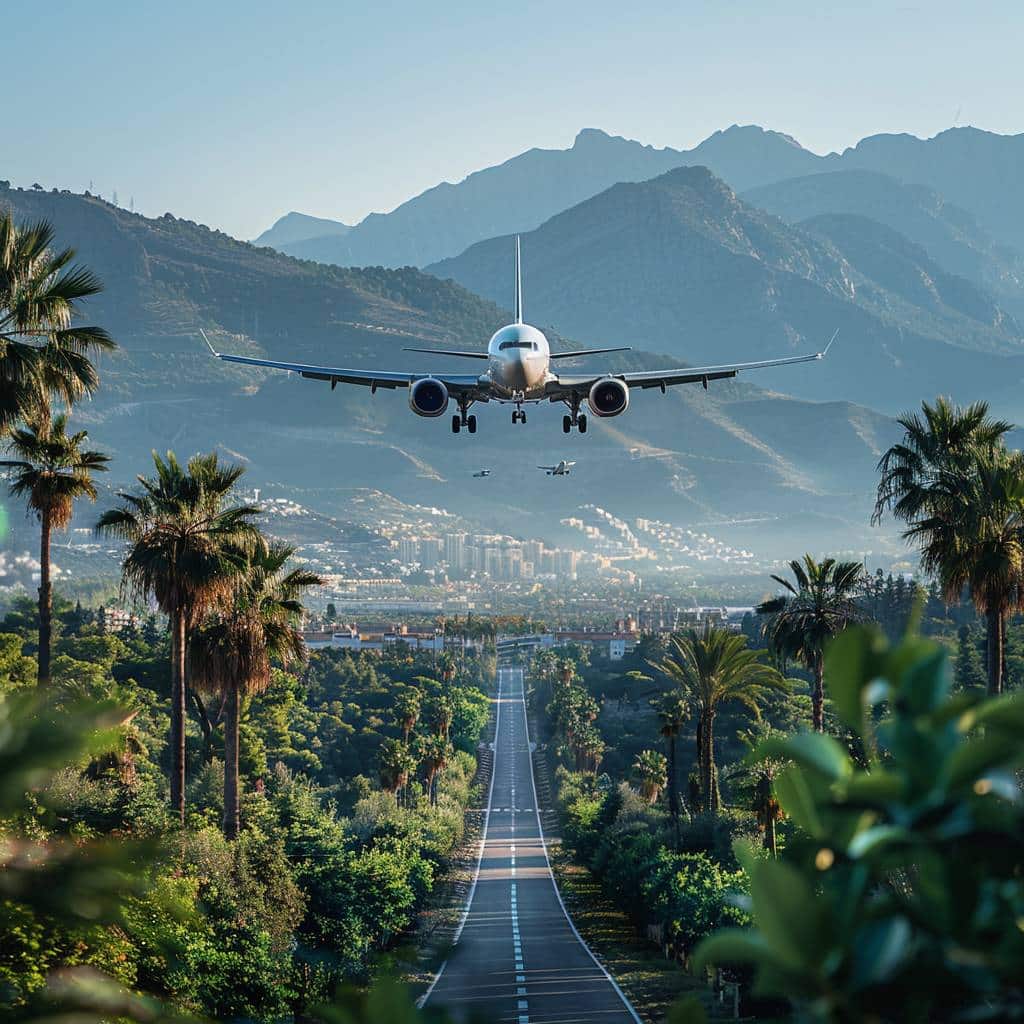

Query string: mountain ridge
[0,183,899,556]
[258,124,1024,270]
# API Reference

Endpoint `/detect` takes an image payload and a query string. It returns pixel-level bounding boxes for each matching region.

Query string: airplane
[202,237,835,436]
[473,469,492,477]
[539,460,575,476]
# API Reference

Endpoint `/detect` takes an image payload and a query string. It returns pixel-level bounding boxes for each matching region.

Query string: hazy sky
[5,0,1022,239]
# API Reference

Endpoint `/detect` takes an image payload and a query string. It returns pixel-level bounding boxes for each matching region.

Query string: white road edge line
[518,667,644,1024]
[418,669,504,1008]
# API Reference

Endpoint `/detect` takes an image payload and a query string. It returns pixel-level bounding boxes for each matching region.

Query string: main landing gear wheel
[578,413,588,433]
[467,414,477,434]
[451,415,461,434]
[563,415,572,434]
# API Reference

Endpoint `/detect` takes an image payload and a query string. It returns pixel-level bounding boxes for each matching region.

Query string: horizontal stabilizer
[550,346,631,360]
[402,347,489,359]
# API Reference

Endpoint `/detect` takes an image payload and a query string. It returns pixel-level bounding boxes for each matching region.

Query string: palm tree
[430,694,455,738]
[632,749,668,804]
[188,542,320,839]
[873,397,1012,528]
[2,414,109,685]
[874,398,1017,694]
[419,733,453,806]
[0,213,115,433]
[96,451,263,825]
[655,627,784,815]
[654,692,690,845]
[917,450,1024,695]
[757,555,865,732]
[378,737,417,806]
[395,689,421,744]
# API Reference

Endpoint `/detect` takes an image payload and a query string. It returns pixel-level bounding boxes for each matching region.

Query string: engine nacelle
[408,377,450,418]
[588,377,630,418]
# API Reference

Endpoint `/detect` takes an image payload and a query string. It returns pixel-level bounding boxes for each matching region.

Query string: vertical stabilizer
[514,234,523,324]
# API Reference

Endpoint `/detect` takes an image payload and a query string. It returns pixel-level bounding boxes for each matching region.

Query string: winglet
[818,329,839,359]
[199,329,220,357]
[514,235,523,325]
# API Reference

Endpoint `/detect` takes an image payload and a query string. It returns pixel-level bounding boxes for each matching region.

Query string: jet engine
[588,377,630,418]
[408,377,450,417]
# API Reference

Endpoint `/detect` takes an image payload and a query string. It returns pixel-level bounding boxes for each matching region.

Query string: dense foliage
[0,596,491,1018]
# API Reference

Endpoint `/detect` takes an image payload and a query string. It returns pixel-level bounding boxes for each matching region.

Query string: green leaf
[749,859,827,968]
[846,824,913,860]
[666,996,709,1024]
[842,770,905,806]
[692,927,777,971]
[774,765,825,838]
[824,626,885,733]
[947,733,1019,788]
[849,917,912,989]
[970,692,1024,733]
[900,648,950,716]
[760,731,851,782]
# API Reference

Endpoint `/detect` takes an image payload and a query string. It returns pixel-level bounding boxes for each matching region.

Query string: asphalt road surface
[422,666,639,1023]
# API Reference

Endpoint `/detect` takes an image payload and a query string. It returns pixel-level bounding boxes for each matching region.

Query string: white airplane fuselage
[487,323,550,399]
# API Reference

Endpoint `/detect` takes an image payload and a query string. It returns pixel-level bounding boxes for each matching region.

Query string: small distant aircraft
[539,460,575,476]
[473,469,492,477]
[203,237,834,435]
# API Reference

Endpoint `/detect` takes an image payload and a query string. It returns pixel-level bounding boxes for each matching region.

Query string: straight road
[423,666,639,1023]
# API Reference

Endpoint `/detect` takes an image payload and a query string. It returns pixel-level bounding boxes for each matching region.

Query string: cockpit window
[498,340,537,351]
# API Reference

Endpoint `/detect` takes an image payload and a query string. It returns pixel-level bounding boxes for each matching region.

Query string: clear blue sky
[5,0,1022,239]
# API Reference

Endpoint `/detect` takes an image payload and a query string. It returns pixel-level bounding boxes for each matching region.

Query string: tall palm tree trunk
[986,609,1004,695]
[666,734,681,849]
[37,508,52,686]
[170,606,187,825]
[223,683,240,840]
[812,654,826,733]
[700,711,718,814]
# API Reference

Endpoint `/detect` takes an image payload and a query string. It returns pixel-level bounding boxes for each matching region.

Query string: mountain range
[427,165,1024,414]
[0,184,901,558]
[257,125,1024,269]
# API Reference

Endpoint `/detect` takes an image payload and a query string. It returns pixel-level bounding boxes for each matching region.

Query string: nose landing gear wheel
[512,410,527,425]
[578,414,587,434]
[467,415,477,434]
[451,415,461,434]
[562,415,572,434]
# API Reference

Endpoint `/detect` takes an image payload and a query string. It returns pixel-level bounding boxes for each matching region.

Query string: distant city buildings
[392,532,579,582]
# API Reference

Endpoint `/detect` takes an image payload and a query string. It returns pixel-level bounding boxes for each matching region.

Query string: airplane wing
[546,333,837,396]
[203,333,482,393]
[537,465,557,471]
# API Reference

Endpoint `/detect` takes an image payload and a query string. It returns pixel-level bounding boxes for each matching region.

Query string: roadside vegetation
[2,214,1023,1022]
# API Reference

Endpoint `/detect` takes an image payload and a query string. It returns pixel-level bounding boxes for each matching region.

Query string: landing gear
[512,409,527,425]
[563,397,588,433]
[453,402,477,434]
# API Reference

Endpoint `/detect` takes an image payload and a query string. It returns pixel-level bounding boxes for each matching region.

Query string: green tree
[654,627,784,815]
[654,691,690,845]
[757,555,866,731]
[954,624,986,691]
[394,688,421,744]
[417,733,453,806]
[873,397,1015,695]
[188,542,320,839]
[695,626,1024,1023]
[0,212,115,434]
[632,748,668,804]
[377,737,417,805]
[2,414,109,685]
[96,451,263,824]
[916,451,1024,695]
